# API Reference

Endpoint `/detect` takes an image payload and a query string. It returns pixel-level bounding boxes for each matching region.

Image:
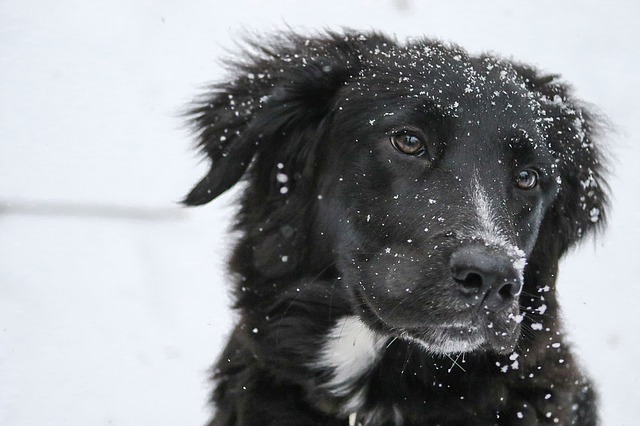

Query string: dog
[184,30,607,425]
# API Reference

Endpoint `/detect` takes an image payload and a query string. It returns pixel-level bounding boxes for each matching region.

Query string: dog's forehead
[339,44,548,151]
[355,43,540,120]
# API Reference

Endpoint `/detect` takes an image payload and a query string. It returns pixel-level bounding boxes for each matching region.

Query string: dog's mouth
[397,324,486,354]
[396,320,519,355]
[353,287,521,355]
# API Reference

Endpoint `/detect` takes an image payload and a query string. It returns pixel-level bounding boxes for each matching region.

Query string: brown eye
[515,169,539,190]
[390,133,426,156]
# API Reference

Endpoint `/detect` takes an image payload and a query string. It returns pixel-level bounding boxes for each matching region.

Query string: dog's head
[185,31,607,355]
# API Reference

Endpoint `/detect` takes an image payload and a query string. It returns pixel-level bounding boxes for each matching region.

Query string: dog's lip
[398,323,483,340]
[400,323,479,334]
[400,317,521,351]
[354,287,477,335]
[354,285,480,336]
[352,286,519,354]
[395,324,487,354]
[352,285,392,332]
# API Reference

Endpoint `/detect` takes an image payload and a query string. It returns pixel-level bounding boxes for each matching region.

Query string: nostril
[481,280,522,311]
[498,280,523,299]
[498,282,516,300]
[456,272,484,291]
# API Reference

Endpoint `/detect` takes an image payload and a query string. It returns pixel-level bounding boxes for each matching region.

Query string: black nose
[449,246,523,311]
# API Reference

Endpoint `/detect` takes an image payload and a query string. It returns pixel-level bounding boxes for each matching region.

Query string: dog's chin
[397,323,520,356]
[399,326,486,354]
[353,288,521,355]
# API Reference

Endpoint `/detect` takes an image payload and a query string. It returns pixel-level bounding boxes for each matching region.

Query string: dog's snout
[449,246,522,311]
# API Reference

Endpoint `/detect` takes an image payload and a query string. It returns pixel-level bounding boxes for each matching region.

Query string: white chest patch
[315,316,385,413]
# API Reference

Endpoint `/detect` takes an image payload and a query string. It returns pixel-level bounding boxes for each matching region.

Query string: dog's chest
[313,316,410,425]
[312,317,473,426]
[314,317,385,413]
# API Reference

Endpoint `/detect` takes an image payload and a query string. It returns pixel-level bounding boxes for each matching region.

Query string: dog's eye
[390,133,426,156]
[515,169,539,190]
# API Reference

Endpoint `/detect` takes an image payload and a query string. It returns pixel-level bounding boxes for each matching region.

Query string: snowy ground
[1,1,638,425]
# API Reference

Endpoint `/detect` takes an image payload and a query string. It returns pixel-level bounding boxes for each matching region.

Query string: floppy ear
[184,32,391,277]
[183,32,371,206]
[511,66,609,348]
[514,65,609,256]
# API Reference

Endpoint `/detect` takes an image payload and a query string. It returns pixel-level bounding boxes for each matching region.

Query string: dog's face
[313,50,562,354]
[185,33,606,357]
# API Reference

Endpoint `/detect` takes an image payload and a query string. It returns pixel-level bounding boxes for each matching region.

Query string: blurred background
[1,1,638,424]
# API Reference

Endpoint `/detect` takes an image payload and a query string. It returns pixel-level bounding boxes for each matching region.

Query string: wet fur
[184,31,607,425]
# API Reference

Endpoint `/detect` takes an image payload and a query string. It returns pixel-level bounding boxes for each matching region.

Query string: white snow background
[1,1,638,425]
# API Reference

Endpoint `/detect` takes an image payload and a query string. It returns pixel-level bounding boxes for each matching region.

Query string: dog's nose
[449,246,523,311]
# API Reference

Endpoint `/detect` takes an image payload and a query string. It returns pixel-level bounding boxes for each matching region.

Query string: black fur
[184,31,607,425]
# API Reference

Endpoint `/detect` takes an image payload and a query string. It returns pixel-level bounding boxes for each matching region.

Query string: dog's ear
[183,33,369,206]
[514,65,609,255]
[183,32,390,277]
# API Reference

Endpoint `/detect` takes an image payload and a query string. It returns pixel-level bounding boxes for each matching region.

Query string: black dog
[184,31,607,425]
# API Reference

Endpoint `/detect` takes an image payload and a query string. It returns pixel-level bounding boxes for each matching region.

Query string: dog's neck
[310,307,563,425]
